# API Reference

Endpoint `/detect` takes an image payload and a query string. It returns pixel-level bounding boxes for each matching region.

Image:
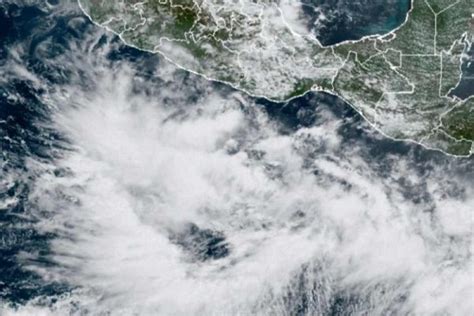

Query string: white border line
[77,0,473,158]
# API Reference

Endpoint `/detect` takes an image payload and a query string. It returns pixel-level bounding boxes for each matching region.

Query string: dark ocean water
[0,0,472,314]
[302,0,412,45]
[452,44,474,99]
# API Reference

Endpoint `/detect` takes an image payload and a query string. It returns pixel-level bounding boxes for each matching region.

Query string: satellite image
[0,0,473,315]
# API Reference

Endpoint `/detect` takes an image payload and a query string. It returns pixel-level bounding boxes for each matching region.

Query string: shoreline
[76,0,473,158]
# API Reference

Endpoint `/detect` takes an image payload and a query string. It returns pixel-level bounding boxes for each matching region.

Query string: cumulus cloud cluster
[0,8,472,315]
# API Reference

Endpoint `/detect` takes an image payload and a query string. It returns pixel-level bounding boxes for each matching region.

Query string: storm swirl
[1,1,473,315]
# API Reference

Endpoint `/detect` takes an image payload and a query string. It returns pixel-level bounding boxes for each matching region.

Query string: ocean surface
[302,0,412,45]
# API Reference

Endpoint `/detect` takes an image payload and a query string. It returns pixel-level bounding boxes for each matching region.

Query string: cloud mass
[0,2,472,315]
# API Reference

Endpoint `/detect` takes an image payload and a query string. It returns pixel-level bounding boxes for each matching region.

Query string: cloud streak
[1,11,472,315]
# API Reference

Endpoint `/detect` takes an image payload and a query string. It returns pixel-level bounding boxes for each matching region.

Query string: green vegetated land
[80,0,474,156]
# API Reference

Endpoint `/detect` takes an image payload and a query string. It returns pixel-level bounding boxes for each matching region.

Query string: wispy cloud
[1,22,472,316]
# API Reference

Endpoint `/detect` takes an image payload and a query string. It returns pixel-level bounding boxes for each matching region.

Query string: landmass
[78,0,474,156]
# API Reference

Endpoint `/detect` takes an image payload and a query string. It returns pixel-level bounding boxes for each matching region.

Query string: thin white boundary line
[77,0,474,158]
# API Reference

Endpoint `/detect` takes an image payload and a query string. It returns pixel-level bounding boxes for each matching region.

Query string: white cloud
[6,39,472,315]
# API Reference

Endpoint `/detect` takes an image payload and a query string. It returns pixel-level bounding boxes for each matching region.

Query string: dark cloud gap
[169,223,230,262]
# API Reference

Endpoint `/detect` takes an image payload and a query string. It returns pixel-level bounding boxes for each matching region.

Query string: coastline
[77,0,473,158]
